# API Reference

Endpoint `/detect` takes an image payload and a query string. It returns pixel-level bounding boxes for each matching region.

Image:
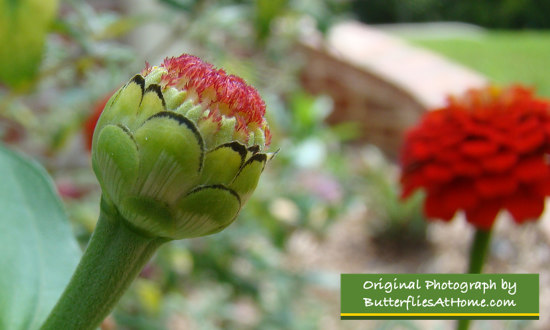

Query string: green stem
[467,229,492,274]
[457,228,492,330]
[41,198,167,330]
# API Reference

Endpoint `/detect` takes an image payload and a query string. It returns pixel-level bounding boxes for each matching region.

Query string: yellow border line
[341,313,539,317]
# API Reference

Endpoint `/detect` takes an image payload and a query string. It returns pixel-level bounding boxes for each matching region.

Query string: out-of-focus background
[1,0,549,329]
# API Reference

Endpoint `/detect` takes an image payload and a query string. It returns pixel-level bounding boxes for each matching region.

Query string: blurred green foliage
[0,0,58,89]
[358,146,427,251]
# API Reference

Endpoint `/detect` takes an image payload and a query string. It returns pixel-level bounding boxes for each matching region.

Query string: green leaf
[0,145,80,330]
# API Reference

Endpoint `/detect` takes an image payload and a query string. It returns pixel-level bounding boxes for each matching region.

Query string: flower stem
[457,228,492,330]
[41,198,167,330]
[467,229,492,274]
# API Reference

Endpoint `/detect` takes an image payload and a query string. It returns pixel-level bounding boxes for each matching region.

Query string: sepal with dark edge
[200,142,247,185]
[132,111,205,203]
[92,75,145,145]
[230,153,267,203]
[174,184,242,239]
[93,124,139,205]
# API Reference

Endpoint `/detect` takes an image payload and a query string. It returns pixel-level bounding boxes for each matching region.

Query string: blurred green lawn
[408,31,550,97]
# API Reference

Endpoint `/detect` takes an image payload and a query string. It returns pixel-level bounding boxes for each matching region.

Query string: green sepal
[229,153,267,203]
[174,99,195,116]
[143,67,166,86]
[92,124,139,204]
[119,196,175,238]
[174,185,241,239]
[135,84,166,125]
[213,117,236,146]
[200,142,247,185]
[163,87,187,110]
[133,111,204,203]
[252,127,266,147]
[96,75,145,135]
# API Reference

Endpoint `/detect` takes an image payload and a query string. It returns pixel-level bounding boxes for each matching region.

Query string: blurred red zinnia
[400,85,550,230]
[83,93,113,151]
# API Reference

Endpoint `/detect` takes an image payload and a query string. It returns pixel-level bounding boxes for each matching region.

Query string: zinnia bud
[91,54,272,239]
[401,85,550,230]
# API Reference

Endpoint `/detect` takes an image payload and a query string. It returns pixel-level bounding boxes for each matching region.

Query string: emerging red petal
[157,54,267,144]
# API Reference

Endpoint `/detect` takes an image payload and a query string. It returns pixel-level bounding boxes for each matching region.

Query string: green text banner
[341,274,538,320]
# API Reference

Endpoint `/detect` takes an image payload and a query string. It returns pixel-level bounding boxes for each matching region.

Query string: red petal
[452,160,482,177]
[514,157,550,182]
[512,129,545,154]
[481,151,517,173]
[438,133,465,148]
[424,192,456,220]
[543,121,550,137]
[504,192,545,223]
[516,116,540,134]
[475,174,517,198]
[407,141,433,161]
[465,200,502,230]
[437,148,462,164]
[423,163,453,183]
[492,112,519,130]
[461,140,499,157]
[400,175,422,199]
[533,177,550,197]
[464,123,504,144]
[441,180,478,210]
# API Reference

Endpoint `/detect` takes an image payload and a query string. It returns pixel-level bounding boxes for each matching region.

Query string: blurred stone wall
[299,21,487,159]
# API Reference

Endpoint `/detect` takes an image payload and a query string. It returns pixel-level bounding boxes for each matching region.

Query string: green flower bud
[0,0,58,89]
[91,54,273,240]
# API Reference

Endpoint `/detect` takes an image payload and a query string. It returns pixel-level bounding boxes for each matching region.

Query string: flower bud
[91,54,273,239]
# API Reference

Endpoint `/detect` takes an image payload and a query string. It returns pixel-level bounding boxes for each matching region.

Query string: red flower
[400,85,550,230]
[83,93,113,151]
